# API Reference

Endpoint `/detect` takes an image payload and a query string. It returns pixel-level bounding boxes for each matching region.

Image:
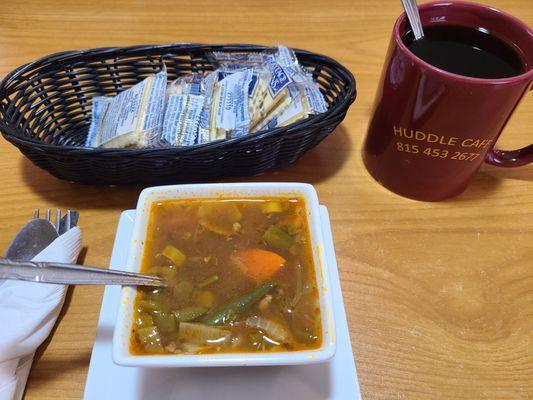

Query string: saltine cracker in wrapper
[210,69,253,140]
[209,49,293,133]
[84,46,328,149]
[86,69,167,148]
[161,74,206,146]
[253,46,328,131]
[85,96,111,146]
[209,46,327,134]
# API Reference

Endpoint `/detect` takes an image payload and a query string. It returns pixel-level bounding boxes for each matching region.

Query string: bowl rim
[112,182,336,367]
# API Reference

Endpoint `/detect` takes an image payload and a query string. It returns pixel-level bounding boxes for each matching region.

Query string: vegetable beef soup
[130,198,322,355]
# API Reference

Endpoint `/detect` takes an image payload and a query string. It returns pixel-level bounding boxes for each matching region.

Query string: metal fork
[34,208,79,234]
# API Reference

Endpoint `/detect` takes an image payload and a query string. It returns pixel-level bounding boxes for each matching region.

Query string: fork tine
[34,209,40,219]
[45,209,51,221]
[55,209,61,232]
[66,210,72,232]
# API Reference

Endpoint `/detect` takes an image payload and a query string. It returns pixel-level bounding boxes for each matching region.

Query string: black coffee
[404,24,525,79]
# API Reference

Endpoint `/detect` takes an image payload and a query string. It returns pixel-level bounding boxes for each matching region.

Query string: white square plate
[84,206,361,399]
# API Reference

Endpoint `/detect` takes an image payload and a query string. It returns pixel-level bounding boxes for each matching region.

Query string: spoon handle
[0,257,165,287]
[401,0,424,40]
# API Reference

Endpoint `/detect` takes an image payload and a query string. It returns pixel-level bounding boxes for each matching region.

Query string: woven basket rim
[0,43,356,155]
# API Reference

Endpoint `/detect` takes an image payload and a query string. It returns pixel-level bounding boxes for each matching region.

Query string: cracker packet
[209,51,264,70]
[85,69,167,148]
[252,46,328,131]
[197,71,217,144]
[271,46,328,114]
[209,51,293,133]
[85,96,112,147]
[210,68,253,140]
[161,74,205,146]
[252,84,304,132]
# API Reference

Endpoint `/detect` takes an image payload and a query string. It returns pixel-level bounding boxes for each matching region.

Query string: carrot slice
[231,249,286,283]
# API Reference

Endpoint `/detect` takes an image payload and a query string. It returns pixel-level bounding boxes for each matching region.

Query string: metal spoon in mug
[401,0,424,40]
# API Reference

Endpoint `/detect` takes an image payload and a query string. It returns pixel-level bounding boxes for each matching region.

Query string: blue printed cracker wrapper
[161,94,187,145]
[197,72,217,144]
[264,54,292,98]
[87,69,167,148]
[211,69,253,140]
[161,74,209,146]
[85,96,112,147]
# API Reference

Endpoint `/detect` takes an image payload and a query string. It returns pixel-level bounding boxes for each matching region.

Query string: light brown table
[0,0,531,398]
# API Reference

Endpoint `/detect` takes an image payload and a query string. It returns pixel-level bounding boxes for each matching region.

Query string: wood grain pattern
[0,0,531,398]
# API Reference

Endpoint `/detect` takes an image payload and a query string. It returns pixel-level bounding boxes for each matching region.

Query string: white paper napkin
[0,226,82,400]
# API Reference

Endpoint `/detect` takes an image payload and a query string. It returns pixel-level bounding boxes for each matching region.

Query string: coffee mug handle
[485,83,533,167]
[485,145,533,167]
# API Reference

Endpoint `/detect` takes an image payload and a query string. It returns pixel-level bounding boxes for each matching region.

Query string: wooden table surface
[0,0,531,399]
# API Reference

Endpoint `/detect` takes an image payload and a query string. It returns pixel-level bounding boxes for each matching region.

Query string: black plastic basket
[0,43,356,185]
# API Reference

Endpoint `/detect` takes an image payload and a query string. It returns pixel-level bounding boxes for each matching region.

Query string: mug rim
[394,0,533,85]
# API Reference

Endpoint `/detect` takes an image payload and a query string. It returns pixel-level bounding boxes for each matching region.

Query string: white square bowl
[113,182,336,367]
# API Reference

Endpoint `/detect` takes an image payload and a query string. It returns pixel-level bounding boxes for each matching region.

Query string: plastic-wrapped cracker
[161,74,205,146]
[209,51,293,133]
[210,69,253,140]
[85,69,166,148]
[197,72,217,144]
[209,51,263,70]
[252,46,328,131]
[85,96,111,147]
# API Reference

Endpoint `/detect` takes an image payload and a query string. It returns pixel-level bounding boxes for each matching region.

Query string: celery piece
[136,314,154,328]
[173,281,193,304]
[160,265,178,281]
[263,225,293,252]
[173,306,208,322]
[137,299,162,313]
[162,245,187,267]
[136,326,163,352]
[152,311,177,334]
[260,202,283,214]
[141,287,165,301]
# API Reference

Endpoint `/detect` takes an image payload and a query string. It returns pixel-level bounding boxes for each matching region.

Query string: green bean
[202,281,276,326]
[197,274,219,288]
[263,225,293,252]
[173,306,208,322]
[136,326,163,352]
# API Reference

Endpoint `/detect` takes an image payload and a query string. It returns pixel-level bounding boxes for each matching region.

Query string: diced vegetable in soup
[130,198,322,355]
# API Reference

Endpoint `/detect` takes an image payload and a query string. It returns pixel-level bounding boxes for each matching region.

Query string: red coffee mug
[363,1,533,201]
